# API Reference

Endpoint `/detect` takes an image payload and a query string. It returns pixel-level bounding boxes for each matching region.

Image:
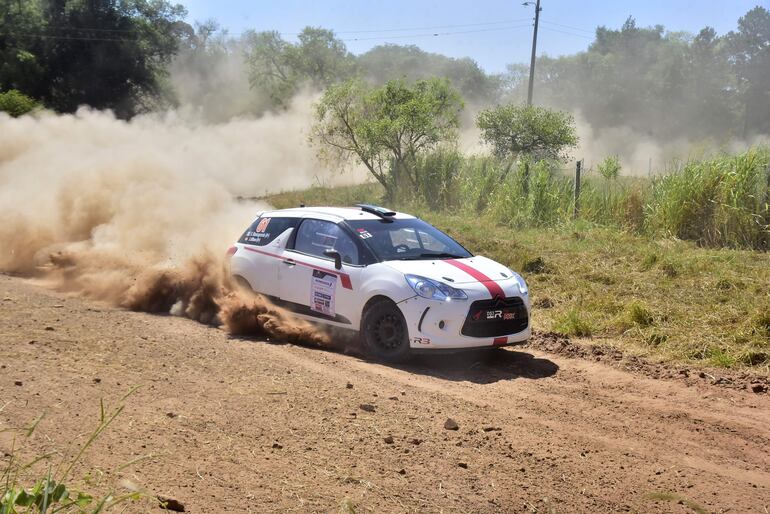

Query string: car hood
[382,256,512,285]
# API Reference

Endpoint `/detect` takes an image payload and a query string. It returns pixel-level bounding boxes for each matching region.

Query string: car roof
[258,206,416,222]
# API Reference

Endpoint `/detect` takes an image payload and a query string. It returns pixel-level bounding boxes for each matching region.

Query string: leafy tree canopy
[476,104,578,161]
[503,9,770,140]
[244,27,357,107]
[0,0,188,118]
[312,78,463,200]
[358,44,501,103]
[726,6,770,136]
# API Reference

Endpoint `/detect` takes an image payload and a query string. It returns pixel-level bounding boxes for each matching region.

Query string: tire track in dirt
[277,340,770,502]
[1,274,769,513]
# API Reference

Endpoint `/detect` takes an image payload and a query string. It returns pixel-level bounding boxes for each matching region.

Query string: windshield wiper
[398,252,465,260]
[422,252,465,259]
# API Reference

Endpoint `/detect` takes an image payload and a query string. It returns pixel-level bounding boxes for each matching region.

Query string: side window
[294,219,360,265]
[239,217,297,246]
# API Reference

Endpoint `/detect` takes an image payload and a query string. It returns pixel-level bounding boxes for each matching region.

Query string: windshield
[347,218,472,261]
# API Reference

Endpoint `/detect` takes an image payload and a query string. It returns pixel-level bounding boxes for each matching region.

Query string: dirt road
[1,274,768,513]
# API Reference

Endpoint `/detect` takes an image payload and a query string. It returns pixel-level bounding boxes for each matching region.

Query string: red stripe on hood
[445,259,505,300]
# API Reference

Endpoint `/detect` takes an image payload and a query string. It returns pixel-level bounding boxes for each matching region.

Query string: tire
[361,299,411,362]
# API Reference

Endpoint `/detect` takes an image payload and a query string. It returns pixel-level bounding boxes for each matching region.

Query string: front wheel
[361,299,411,362]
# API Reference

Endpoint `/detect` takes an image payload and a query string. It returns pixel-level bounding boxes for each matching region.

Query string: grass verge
[267,183,770,371]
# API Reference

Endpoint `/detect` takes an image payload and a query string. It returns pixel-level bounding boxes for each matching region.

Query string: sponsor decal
[256,217,271,233]
[244,230,270,244]
[310,270,336,316]
[411,337,431,345]
[471,309,517,322]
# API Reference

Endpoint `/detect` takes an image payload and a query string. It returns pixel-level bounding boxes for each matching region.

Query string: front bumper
[397,281,530,350]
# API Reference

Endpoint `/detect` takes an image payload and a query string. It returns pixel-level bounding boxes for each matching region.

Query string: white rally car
[228,204,530,361]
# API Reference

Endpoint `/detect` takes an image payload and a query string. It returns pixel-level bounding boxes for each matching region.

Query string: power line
[539,26,593,40]
[329,19,533,35]
[4,24,534,44]
[27,18,534,38]
[340,24,533,42]
[541,20,594,35]
[29,25,138,34]
[3,32,138,42]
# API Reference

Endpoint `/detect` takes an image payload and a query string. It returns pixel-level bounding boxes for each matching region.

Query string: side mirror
[324,249,342,270]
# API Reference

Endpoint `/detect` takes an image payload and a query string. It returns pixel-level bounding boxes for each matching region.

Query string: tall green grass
[270,145,769,250]
[406,145,770,250]
[646,147,770,249]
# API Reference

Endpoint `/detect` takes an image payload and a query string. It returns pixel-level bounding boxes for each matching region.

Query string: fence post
[573,159,582,220]
[523,161,530,197]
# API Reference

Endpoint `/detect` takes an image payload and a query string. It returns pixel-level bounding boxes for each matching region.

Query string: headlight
[405,275,467,301]
[509,270,528,295]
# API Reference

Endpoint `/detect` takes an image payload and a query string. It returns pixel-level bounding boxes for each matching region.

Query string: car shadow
[235,331,559,384]
[389,348,559,384]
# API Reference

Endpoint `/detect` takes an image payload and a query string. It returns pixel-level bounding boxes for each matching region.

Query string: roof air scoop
[355,204,396,221]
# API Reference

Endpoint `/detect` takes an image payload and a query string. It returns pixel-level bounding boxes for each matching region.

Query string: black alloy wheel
[361,299,411,362]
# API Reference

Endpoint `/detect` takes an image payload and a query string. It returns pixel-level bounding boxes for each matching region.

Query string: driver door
[278,219,362,327]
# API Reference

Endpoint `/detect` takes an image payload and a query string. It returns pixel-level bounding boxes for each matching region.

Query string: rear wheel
[232,275,253,291]
[361,299,411,362]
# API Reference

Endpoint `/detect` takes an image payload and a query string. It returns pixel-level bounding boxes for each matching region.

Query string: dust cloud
[0,99,344,343]
[458,108,768,176]
[573,116,770,176]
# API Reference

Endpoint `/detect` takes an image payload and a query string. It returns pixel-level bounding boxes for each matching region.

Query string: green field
[267,182,770,371]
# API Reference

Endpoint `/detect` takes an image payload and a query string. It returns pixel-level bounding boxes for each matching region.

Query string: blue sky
[182,0,766,73]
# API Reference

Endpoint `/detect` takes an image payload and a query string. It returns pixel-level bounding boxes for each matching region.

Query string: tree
[499,14,758,143]
[0,0,47,99]
[726,6,770,137]
[42,0,188,116]
[0,0,188,118]
[245,27,356,108]
[476,104,578,161]
[170,20,262,120]
[358,44,501,103]
[312,78,464,200]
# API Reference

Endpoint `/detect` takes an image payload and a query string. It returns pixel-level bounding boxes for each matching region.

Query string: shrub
[597,155,621,181]
[0,90,40,117]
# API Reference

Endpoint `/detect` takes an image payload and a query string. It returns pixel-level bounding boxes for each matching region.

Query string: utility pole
[524,0,542,106]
